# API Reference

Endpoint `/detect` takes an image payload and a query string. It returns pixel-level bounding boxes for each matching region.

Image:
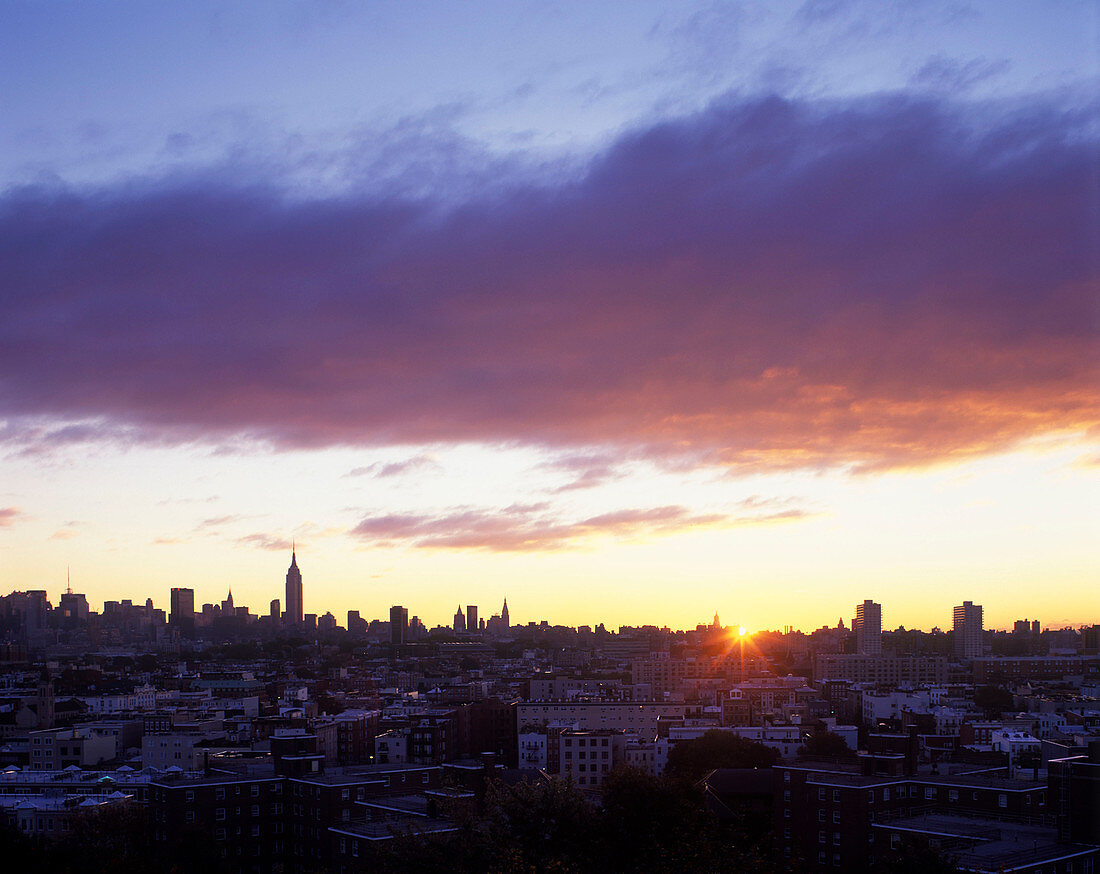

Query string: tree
[596,767,731,873]
[798,730,857,760]
[665,730,779,782]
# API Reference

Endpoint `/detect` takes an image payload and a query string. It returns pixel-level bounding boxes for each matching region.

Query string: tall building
[390,605,408,645]
[501,598,510,628]
[285,549,303,627]
[169,587,195,636]
[853,600,882,655]
[270,599,281,627]
[169,588,194,624]
[466,605,478,634]
[453,605,466,632]
[954,600,983,659]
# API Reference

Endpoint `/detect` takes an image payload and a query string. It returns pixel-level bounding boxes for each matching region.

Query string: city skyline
[1,2,1097,633]
[5,554,1077,636]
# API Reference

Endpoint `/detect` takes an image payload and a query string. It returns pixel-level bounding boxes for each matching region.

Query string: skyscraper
[953,601,983,659]
[501,598,510,628]
[454,605,466,632]
[390,605,408,645]
[466,605,478,634]
[170,587,195,636]
[853,600,882,655]
[285,549,303,627]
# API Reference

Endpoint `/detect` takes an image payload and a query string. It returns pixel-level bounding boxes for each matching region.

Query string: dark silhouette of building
[285,549,303,628]
[390,605,408,645]
[466,605,478,634]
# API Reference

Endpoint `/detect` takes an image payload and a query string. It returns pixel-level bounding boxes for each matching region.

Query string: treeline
[372,768,779,874]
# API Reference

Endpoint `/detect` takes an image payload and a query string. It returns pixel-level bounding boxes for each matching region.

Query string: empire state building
[285,549,303,627]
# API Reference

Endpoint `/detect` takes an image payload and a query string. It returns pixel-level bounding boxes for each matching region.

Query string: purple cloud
[539,451,627,493]
[0,507,25,527]
[236,533,294,551]
[349,500,806,552]
[346,453,442,479]
[0,94,1095,472]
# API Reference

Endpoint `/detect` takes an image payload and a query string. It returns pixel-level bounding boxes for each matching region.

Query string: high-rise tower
[853,600,882,655]
[285,548,303,627]
[953,601,983,659]
[501,598,510,628]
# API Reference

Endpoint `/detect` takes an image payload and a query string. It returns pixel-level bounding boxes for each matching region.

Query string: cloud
[346,453,442,479]
[911,55,1011,93]
[349,499,807,552]
[0,93,1095,474]
[195,515,247,530]
[538,451,628,493]
[49,527,79,541]
[0,507,25,528]
[236,533,294,551]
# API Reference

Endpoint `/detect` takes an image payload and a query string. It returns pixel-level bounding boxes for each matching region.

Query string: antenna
[66,566,72,595]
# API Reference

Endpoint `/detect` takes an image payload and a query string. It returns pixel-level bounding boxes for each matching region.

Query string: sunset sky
[1,1,1097,632]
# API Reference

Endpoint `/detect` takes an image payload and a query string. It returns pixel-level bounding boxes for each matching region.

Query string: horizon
[1,2,1097,636]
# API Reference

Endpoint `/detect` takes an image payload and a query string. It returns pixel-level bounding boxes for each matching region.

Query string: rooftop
[873,813,1096,872]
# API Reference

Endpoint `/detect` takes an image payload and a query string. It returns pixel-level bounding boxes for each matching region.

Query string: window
[251,825,260,837]
[818,810,826,822]
[251,785,259,797]
[833,811,840,823]
[832,790,840,802]
[421,773,429,785]
[783,790,790,802]
[833,854,841,866]
[883,788,890,801]
[818,831,826,844]
[833,832,840,845]
[216,788,225,800]
[925,788,935,800]
[341,788,350,800]
[949,790,958,802]
[998,794,1007,809]
[185,791,195,802]
[215,808,226,821]
[215,828,226,841]
[185,812,195,823]
[818,788,826,801]
[251,805,259,816]
[784,771,791,783]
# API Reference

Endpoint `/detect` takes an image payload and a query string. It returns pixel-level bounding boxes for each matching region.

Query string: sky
[1,0,1097,633]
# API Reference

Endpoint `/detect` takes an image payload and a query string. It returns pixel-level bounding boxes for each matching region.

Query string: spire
[290,542,298,569]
